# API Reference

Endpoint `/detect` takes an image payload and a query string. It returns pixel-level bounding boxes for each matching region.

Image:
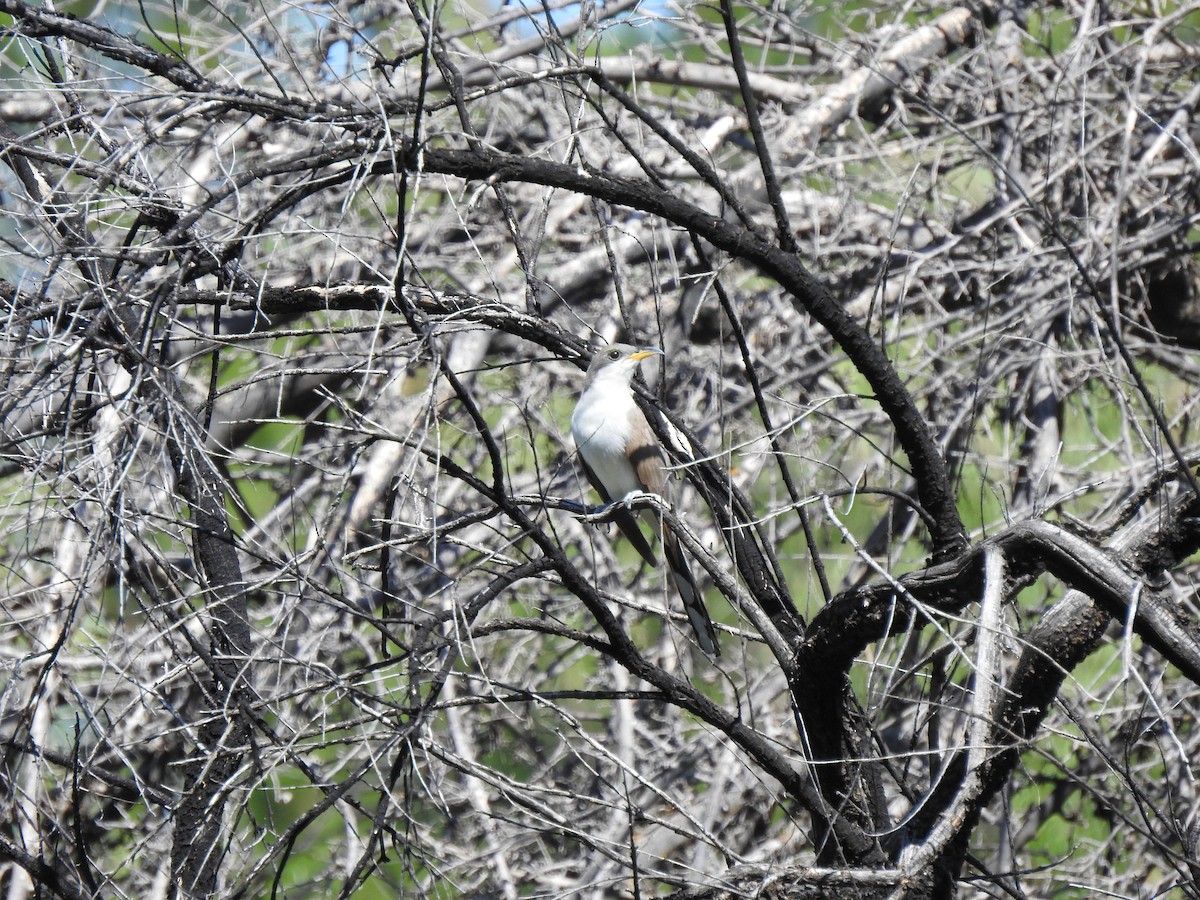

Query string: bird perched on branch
[570,343,720,657]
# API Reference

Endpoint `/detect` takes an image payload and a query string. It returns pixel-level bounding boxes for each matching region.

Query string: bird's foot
[581,492,667,523]
[618,490,666,511]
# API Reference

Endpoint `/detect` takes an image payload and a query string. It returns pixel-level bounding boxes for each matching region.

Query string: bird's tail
[662,524,720,658]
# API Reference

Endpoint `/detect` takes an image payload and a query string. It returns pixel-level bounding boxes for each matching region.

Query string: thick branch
[797,494,1200,872]
[790,7,975,150]
[804,515,1200,681]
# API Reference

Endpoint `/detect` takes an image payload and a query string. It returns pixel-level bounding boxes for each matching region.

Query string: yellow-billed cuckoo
[570,343,720,657]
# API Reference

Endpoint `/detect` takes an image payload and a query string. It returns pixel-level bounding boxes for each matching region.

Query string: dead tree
[1,1,1200,897]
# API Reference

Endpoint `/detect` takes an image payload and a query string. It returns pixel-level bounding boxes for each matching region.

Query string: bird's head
[584,343,664,387]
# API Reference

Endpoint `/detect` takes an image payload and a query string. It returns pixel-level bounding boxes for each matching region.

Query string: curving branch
[804,513,1200,682]
[174,147,967,561]
[796,489,1200,869]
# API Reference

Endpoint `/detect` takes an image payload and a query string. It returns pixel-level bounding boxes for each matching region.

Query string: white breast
[571,380,643,499]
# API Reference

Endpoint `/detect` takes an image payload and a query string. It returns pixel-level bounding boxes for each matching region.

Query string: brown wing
[627,410,677,544]
[576,452,659,567]
[626,408,669,497]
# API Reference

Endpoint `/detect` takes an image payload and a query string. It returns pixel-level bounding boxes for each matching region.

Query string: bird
[570,342,721,657]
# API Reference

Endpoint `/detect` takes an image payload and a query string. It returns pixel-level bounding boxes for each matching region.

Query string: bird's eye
[608,349,620,360]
